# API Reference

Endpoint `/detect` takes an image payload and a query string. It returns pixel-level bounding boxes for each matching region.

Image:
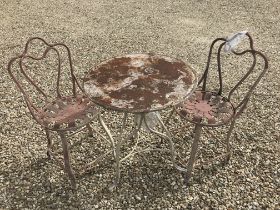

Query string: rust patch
[39,95,98,130]
[84,54,197,112]
[177,91,235,126]
[150,57,183,79]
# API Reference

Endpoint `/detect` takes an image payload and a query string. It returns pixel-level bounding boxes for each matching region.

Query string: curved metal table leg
[143,113,188,173]
[98,113,116,157]
[108,111,193,190]
[109,113,128,190]
[109,113,144,191]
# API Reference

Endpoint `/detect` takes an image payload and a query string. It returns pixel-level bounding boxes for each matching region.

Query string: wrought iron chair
[174,32,268,184]
[7,37,100,188]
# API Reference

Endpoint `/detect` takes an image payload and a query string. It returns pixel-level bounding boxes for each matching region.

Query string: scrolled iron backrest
[7,37,84,115]
[198,32,268,114]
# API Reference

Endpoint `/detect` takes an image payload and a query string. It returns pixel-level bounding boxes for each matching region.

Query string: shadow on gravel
[2,146,230,209]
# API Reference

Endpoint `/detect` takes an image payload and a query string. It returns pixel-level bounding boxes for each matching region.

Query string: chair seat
[37,95,98,131]
[176,91,235,126]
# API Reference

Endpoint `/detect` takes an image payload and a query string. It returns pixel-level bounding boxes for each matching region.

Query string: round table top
[83,53,197,113]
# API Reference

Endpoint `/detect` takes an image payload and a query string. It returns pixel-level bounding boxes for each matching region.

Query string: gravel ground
[0,0,279,209]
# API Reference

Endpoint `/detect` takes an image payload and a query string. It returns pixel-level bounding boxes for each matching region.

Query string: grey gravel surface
[0,0,279,209]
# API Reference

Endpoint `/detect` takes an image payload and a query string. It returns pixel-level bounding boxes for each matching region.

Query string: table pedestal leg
[143,113,188,173]
[109,111,189,190]
[98,114,116,157]
[110,113,144,190]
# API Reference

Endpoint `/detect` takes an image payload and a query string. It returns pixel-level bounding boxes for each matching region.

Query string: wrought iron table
[83,53,197,189]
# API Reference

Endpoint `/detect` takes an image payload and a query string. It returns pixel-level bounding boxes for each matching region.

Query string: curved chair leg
[224,119,236,162]
[45,129,52,159]
[109,112,129,191]
[86,123,94,137]
[184,124,203,185]
[59,132,76,189]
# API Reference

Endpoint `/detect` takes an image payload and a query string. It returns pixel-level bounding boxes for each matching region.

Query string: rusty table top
[83,53,197,113]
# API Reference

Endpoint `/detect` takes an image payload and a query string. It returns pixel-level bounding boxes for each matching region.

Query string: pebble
[135,195,141,201]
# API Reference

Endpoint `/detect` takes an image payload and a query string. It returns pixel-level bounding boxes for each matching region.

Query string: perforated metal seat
[38,95,98,130]
[177,91,235,126]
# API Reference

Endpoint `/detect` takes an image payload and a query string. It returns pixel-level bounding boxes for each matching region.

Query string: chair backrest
[7,37,84,117]
[198,32,268,114]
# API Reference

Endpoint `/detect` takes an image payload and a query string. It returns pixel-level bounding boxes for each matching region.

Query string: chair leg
[224,119,236,162]
[184,124,203,185]
[45,129,52,159]
[59,132,76,189]
[86,123,94,137]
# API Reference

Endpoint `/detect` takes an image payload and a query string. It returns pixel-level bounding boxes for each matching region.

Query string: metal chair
[7,37,100,188]
[174,32,268,184]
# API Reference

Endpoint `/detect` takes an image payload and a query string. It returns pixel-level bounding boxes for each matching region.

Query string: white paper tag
[224,31,247,52]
